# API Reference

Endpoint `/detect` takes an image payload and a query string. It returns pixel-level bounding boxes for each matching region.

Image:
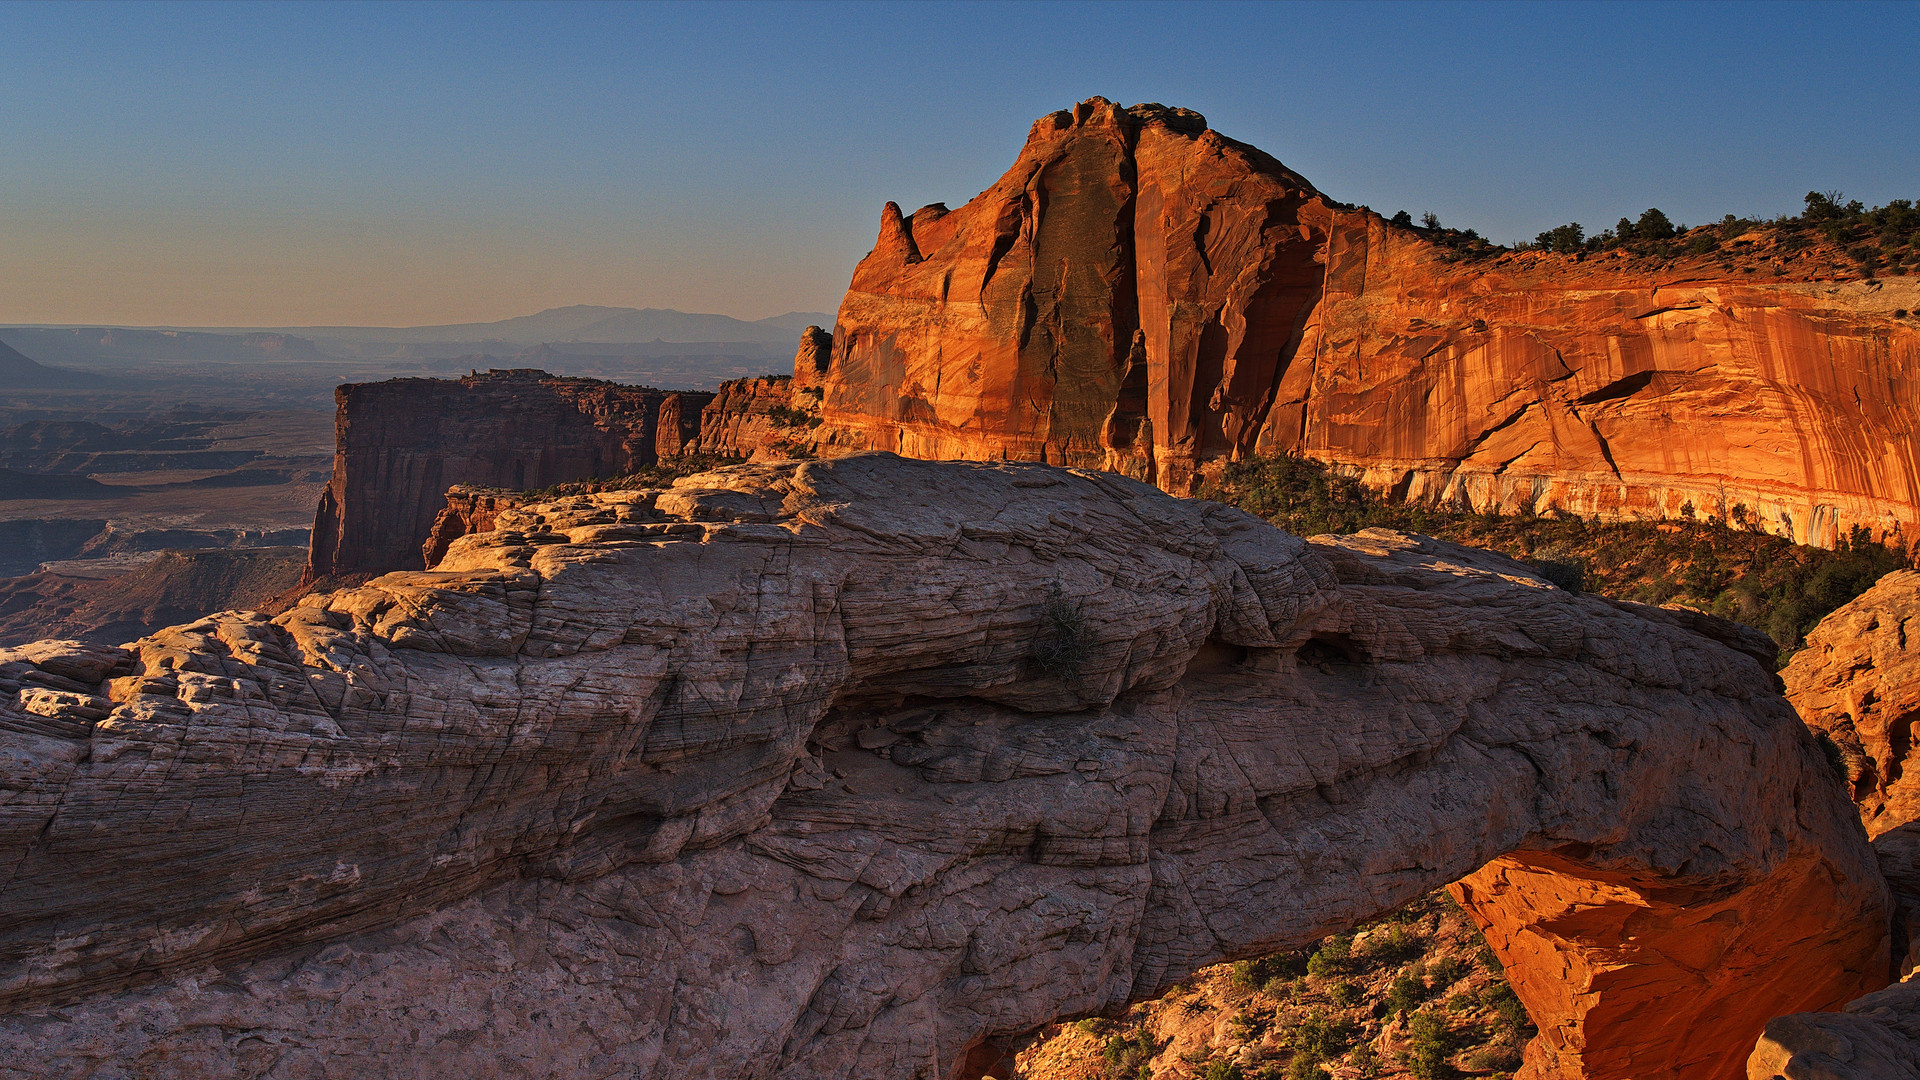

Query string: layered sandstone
[805,97,1920,546]
[0,454,1888,1079]
[1784,569,1920,838]
[304,370,714,578]
[419,486,533,570]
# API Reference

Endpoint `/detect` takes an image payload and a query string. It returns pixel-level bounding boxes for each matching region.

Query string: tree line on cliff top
[1203,454,1910,658]
[1388,191,1920,279]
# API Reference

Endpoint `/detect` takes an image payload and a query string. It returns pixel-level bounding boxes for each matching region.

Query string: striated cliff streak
[803,97,1920,547]
[0,455,1893,1080]
[304,370,714,579]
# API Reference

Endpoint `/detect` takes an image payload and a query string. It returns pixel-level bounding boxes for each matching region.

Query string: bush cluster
[1386,209,1502,263]
[1385,187,1918,275]
[1517,190,1920,274]
[765,404,822,430]
[1100,1027,1159,1080]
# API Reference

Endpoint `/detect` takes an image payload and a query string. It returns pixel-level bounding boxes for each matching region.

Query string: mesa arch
[0,454,1890,1079]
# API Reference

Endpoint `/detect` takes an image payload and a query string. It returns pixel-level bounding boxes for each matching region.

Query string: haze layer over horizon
[2,0,1915,328]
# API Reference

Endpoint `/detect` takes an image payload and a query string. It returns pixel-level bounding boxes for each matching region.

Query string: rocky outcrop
[687,331,835,459]
[303,370,715,579]
[1784,569,1920,838]
[691,375,809,458]
[0,454,1888,1079]
[1744,572,1920,1076]
[418,487,535,570]
[1748,978,1920,1080]
[807,97,1920,546]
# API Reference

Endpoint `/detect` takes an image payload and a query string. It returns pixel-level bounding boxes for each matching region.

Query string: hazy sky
[2,0,1915,328]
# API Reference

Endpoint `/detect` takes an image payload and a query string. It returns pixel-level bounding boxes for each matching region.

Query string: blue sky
[1,0,1914,326]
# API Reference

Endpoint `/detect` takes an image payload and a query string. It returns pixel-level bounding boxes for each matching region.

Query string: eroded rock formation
[1748,575,1920,1077]
[304,369,714,579]
[1785,569,1920,838]
[806,97,1920,546]
[0,454,1888,1079]
[691,374,812,459]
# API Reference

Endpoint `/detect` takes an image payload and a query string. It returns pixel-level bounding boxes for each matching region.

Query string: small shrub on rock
[1404,1011,1455,1079]
[1305,935,1351,977]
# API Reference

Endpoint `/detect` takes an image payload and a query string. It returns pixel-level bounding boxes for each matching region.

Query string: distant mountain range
[0,328,332,368]
[0,307,834,403]
[0,306,833,370]
[276,306,829,347]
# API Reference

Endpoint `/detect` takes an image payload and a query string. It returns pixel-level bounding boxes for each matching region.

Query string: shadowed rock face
[1748,821,1920,1078]
[0,454,1889,1079]
[811,97,1920,546]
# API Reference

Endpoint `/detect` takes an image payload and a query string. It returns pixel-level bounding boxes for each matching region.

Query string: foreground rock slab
[0,454,1890,1079]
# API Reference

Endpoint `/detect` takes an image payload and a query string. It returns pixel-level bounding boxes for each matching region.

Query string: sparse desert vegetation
[1010,892,1532,1080]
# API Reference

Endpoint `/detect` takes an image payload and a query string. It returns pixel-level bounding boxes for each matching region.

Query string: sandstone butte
[0,453,1900,1079]
[802,97,1920,547]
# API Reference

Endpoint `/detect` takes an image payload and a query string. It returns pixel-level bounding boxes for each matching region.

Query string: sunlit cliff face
[810,97,1920,548]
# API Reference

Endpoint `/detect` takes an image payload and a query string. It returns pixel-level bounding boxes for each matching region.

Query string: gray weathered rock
[0,453,1890,1080]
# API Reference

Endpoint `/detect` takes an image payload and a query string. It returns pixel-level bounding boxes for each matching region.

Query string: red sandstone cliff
[305,370,713,578]
[806,97,1920,547]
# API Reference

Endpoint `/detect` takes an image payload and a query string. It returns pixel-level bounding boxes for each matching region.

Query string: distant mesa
[0,468,126,501]
[0,337,105,389]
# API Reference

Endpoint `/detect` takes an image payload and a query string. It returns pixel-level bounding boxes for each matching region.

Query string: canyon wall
[805,97,1920,547]
[690,375,812,459]
[303,370,715,579]
[0,455,1891,1079]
